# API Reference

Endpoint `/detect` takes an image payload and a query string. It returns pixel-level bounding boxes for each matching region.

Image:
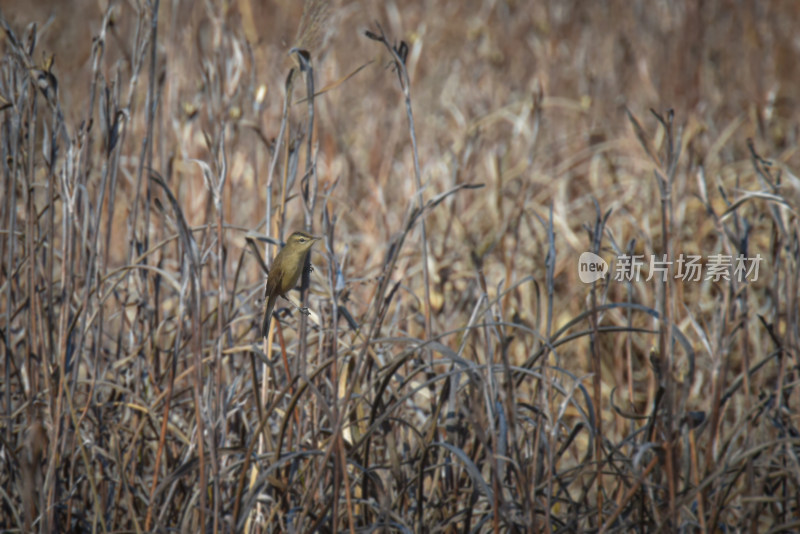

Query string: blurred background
[2,0,799,531]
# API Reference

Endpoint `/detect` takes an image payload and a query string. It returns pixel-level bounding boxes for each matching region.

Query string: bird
[261,230,320,337]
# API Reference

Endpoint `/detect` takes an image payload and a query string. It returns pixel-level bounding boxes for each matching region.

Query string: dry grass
[2,0,800,532]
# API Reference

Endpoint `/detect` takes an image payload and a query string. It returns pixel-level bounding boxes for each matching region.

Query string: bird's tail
[261,294,277,338]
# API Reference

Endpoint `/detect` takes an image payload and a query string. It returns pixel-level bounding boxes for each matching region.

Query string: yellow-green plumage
[261,230,319,337]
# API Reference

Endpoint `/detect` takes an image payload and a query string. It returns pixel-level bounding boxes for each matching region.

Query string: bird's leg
[281,295,311,316]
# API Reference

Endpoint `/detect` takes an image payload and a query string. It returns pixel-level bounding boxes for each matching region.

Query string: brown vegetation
[1,0,799,531]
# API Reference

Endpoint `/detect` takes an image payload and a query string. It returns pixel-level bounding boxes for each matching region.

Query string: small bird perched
[261,230,320,337]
